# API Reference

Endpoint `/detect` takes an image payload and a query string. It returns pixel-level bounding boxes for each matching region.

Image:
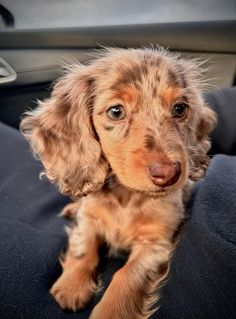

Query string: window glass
[2,0,236,29]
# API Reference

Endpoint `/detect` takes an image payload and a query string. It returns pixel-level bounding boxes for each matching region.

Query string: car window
[1,0,236,29]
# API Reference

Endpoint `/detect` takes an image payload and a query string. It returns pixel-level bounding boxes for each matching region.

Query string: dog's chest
[83,194,183,251]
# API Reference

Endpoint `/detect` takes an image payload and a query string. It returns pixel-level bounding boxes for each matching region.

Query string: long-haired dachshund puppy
[21,48,216,319]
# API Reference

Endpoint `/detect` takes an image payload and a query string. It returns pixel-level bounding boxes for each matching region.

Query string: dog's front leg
[50,220,101,311]
[90,240,173,319]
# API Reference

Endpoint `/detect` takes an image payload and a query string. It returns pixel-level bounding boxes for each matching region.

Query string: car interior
[0,2,236,319]
[0,1,236,129]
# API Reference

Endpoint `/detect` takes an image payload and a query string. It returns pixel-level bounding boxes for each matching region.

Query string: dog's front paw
[50,269,97,311]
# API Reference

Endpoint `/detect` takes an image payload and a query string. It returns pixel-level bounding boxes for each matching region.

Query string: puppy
[21,47,216,319]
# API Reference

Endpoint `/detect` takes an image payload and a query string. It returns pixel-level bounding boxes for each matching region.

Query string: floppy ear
[190,104,217,180]
[20,66,109,197]
[196,104,217,141]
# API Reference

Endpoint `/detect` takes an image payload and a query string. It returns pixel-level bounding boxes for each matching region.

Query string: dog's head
[21,48,216,197]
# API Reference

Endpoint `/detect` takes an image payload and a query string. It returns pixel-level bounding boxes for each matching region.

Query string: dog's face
[93,49,216,194]
[93,53,190,194]
[21,48,216,197]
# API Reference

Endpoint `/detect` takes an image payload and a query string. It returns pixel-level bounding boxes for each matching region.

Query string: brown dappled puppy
[20,48,216,319]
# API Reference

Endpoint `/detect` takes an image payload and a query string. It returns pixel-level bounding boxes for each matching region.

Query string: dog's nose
[148,161,181,187]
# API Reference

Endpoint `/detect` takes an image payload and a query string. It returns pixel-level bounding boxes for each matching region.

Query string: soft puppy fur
[21,47,216,319]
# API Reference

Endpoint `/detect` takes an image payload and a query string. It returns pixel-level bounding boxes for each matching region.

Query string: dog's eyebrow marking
[144,134,156,151]
[112,87,135,104]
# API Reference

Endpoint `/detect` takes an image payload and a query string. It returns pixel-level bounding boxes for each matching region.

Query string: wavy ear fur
[20,66,109,197]
[190,104,217,180]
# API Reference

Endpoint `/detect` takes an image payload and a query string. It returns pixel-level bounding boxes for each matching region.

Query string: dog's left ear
[20,65,109,197]
[190,104,217,180]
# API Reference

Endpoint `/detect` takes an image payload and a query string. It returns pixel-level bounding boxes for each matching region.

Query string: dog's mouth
[105,162,183,197]
[145,169,183,196]
[157,169,181,187]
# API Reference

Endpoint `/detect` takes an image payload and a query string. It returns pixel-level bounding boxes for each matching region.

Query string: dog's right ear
[20,65,109,197]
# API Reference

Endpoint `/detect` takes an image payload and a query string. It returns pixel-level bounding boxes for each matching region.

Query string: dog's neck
[102,174,133,207]
[101,174,175,207]
[102,174,120,190]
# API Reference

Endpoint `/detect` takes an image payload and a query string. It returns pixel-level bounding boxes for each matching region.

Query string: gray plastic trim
[0,57,17,84]
[0,20,236,53]
[0,49,235,89]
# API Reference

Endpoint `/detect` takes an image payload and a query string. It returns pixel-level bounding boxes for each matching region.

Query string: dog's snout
[148,161,181,187]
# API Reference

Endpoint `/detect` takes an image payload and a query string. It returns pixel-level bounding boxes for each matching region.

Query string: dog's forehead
[103,51,185,88]
[102,53,187,108]
[92,50,193,115]
[102,54,187,97]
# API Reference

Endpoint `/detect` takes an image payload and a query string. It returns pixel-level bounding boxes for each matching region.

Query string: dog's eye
[172,103,188,118]
[106,105,126,121]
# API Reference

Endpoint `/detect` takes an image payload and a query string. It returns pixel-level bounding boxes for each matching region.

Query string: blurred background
[1,0,236,28]
[0,0,236,127]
